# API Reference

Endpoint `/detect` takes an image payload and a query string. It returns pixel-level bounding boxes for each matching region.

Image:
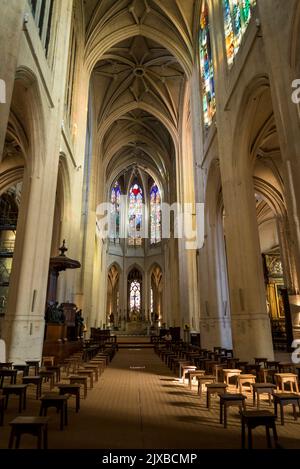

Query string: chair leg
[280,404,284,425]
[248,427,252,450]
[15,434,21,449]
[293,404,297,421]
[272,423,279,447]
[8,429,15,449]
[266,426,272,449]
[224,404,227,429]
[37,431,42,450]
[43,427,48,450]
[241,417,246,449]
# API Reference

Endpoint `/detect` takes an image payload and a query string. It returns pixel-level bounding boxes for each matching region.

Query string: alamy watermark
[291,339,300,364]
[291,79,300,104]
[96,198,205,250]
[0,79,6,104]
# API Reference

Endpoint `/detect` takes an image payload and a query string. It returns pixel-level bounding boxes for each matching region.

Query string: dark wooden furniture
[254,358,268,368]
[39,394,68,430]
[252,383,276,408]
[240,410,278,449]
[13,365,29,376]
[22,376,42,399]
[206,383,227,409]
[237,374,256,393]
[187,370,205,389]
[0,362,13,369]
[69,375,88,398]
[273,393,300,425]
[3,384,27,413]
[25,360,40,376]
[219,393,246,428]
[0,395,5,426]
[76,369,94,388]
[8,416,49,449]
[0,369,17,388]
[197,375,216,397]
[45,365,61,382]
[39,370,56,390]
[57,384,80,412]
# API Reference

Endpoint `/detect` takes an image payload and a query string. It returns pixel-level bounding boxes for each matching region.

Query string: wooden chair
[0,394,4,426]
[39,394,68,430]
[223,369,242,386]
[273,393,300,425]
[197,375,216,397]
[237,374,256,394]
[25,360,40,376]
[275,373,299,393]
[22,376,42,399]
[219,393,246,428]
[57,384,80,412]
[252,383,276,408]
[8,416,49,449]
[42,356,55,367]
[69,375,88,398]
[240,410,278,449]
[206,383,227,409]
[3,385,27,413]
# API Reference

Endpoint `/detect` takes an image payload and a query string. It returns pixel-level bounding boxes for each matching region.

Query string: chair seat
[10,416,49,425]
[206,383,227,388]
[253,383,276,389]
[221,393,246,401]
[242,410,275,419]
[273,393,300,400]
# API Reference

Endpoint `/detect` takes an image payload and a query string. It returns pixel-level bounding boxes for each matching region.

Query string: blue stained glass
[128,183,143,246]
[110,181,121,241]
[200,1,216,129]
[223,0,256,66]
[150,184,161,244]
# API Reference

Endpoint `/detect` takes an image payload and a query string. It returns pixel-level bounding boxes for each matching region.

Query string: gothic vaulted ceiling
[84,0,197,189]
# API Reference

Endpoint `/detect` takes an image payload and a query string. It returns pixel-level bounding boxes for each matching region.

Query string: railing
[0,240,15,255]
[0,212,18,228]
[0,263,11,284]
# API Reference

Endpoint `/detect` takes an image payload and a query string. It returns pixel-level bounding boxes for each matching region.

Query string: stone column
[209,0,274,361]
[2,0,74,362]
[258,0,300,291]
[0,0,26,160]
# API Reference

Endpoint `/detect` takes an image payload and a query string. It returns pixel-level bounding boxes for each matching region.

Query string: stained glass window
[130,280,141,313]
[128,183,143,246]
[223,0,256,67]
[200,1,216,129]
[150,184,161,244]
[110,181,121,242]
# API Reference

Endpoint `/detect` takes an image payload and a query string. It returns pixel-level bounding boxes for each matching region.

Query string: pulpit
[43,241,81,362]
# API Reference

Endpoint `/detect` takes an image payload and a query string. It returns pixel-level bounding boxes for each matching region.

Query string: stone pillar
[0,0,26,160]
[258,0,300,292]
[221,171,274,361]
[209,0,274,361]
[2,0,74,362]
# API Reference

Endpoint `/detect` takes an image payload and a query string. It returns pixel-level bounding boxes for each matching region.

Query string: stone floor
[1,348,300,449]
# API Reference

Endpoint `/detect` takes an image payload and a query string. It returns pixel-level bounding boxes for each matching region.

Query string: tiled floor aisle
[1,348,300,449]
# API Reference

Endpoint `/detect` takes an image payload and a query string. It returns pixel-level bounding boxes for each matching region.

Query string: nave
[1,345,300,449]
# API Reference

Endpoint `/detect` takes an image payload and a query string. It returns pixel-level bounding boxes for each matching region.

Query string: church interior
[1,0,300,451]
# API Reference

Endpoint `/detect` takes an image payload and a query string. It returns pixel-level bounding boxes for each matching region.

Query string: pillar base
[231,313,274,361]
[2,315,45,363]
